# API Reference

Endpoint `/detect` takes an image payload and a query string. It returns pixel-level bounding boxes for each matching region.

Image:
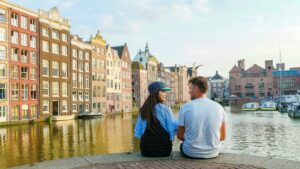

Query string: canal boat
[241,102,260,111]
[52,114,76,121]
[260,101,277,111]
[288,102,300,118]
[78,112,103,119]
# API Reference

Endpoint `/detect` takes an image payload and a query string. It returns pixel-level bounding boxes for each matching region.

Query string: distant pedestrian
[177,76,227,159]
[134,81,178,157]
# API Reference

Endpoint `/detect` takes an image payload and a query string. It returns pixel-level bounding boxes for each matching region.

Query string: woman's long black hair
[140,91,162,132]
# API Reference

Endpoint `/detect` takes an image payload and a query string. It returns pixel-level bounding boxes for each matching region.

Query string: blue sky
[10,0,300,77]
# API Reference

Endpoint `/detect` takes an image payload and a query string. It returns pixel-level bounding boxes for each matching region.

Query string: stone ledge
[9,151,300,169]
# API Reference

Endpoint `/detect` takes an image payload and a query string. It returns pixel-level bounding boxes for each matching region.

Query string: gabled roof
[229,65,241,73]
[148,55,158,63]
[132,61,145,70]
[246,64,264,74]
[211,71,224,80]
[111,45,125,58]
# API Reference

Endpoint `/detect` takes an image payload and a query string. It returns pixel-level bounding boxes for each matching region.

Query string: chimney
[238,59,245,70]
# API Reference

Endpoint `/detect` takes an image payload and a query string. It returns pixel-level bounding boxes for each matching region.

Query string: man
[177,76,226,159]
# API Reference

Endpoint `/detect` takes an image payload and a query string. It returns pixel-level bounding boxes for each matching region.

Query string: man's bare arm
[220,122,226,141]
[177,126,185,141]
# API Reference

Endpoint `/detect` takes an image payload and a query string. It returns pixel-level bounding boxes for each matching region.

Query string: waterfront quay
[10,151,300,169]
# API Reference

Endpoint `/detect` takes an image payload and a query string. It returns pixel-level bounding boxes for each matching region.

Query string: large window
[62,100,68,112]
[62,33,68,42]
[11,31,18,44]
[85,91,89,101]
[85,75,89,88]
[31,84,37,99]
[72,91,77,101]
[62,82,68,96]
[73,73,77,88]
[11,13,18,27]
[42,41,49,52]
[31,68,37,80]
[62,45,68,56]
[31,105,37,118]
[62,62,67,78]
[21,67,28,79]
[52,61,59,77]
[11,65,19,79]
[21,84,28,100]
[30,36,36,48]
[21,50,28,63]
[0,45,5,60]
[43,100,49,112]
[42,59,49,76]
[0,27,6,42]
[11,84,19,100]
[0,83,6,100]
[21,33,28,46]
[11,48,18,61]
[21,16,27,29]
[0,9,6,22]
[52,43,59,54]
[79,74,83,88]
[85,52,90,60]
[30,52,37,64]
[73,60,77,70]
[29,19,36,32]
[78,91,83,101]
[72,49,77,58]
[85,62,89,72]
[43,81,49,96]
[52,30,59,40]
[0,106,7,118]
[78,61,83,72]
[0,64,6,78]
[79,50,83,59]
[52,82,59,96]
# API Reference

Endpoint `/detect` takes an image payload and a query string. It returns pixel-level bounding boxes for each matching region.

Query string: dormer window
[140,58,143,62]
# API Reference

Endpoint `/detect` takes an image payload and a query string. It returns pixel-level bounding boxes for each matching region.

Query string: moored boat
[288,103,300,118]
[241,102,260,111]
[52,114,76,121]
[78,112,103,119]
[260,101,276,111]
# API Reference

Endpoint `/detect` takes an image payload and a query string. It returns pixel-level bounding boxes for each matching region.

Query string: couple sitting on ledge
[134,76,227,159]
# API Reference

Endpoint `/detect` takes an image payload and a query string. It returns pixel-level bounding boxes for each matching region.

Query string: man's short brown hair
[189,76,208,94]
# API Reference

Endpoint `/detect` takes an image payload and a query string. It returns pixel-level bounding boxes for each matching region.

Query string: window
[62,100,68,112]
[62,45,68,56]
[31,84,37,99]
[52,61,59,77]
[30,19,36,32]
[0,27,6,42]
[85,62,89,72]
[0,64,6,78]
[21,33,28,46]
[21,50,28,63]
[0,9,6,22]
[72,49,77,57]
[21,84,28,100]
[85,104,89,112]
[78,61,83,72]
[85,75,89,88]
[52,30,59,40]
[85,52,90,60]
[21,67,28,79]
[52,43,59,54]
[42,41,49,52]
[62,82,68,96]
[21,16,27,29]
[79,50,83,59]
[0,83,6,100]
[43,81,49,96]
[42,27,49,37]
[43,100,49,112]
[30,52,37,64]
[30,36,36,48]
[73,73,77,88]
[52,82,59,96]
[11,48,18,61]
[0,45,6,60]
[62,62,67,78]
[0,106,7,118]
[31,68,37,80]
[42,59,49,76]
[11,31,18,44]
[31,105,37,118]
[73,60,77,70]
[11,65,19,79]
[62,33,68,42]
[11,84,18,100]
[85,91,89,101]
[11,13,18,27]
[72,104,78,112]
[79,74,83,88]
[78,91,83,101]
[22,105,29,119]
[72,91,77,101]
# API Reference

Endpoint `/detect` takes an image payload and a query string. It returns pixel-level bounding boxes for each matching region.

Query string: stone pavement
[10,151,300,169]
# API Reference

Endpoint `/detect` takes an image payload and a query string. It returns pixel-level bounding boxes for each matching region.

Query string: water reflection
[0,113,138,169]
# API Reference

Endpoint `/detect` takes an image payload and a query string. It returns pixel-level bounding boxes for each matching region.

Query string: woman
[134,81,178,157]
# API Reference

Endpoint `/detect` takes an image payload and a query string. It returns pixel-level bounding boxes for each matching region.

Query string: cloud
[98,14,115,29]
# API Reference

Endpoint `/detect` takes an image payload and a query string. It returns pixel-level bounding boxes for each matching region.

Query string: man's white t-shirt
[178,98,227,158]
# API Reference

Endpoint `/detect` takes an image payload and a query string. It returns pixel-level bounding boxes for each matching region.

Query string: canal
[1,106,300,168]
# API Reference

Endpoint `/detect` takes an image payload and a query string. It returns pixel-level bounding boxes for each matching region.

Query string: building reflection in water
[0,114,136,169]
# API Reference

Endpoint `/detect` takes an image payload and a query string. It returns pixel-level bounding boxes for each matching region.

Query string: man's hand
[220,122,226,141]
[177,126,185,141]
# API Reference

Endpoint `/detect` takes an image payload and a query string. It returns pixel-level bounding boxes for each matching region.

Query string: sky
[9,0,300,77]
